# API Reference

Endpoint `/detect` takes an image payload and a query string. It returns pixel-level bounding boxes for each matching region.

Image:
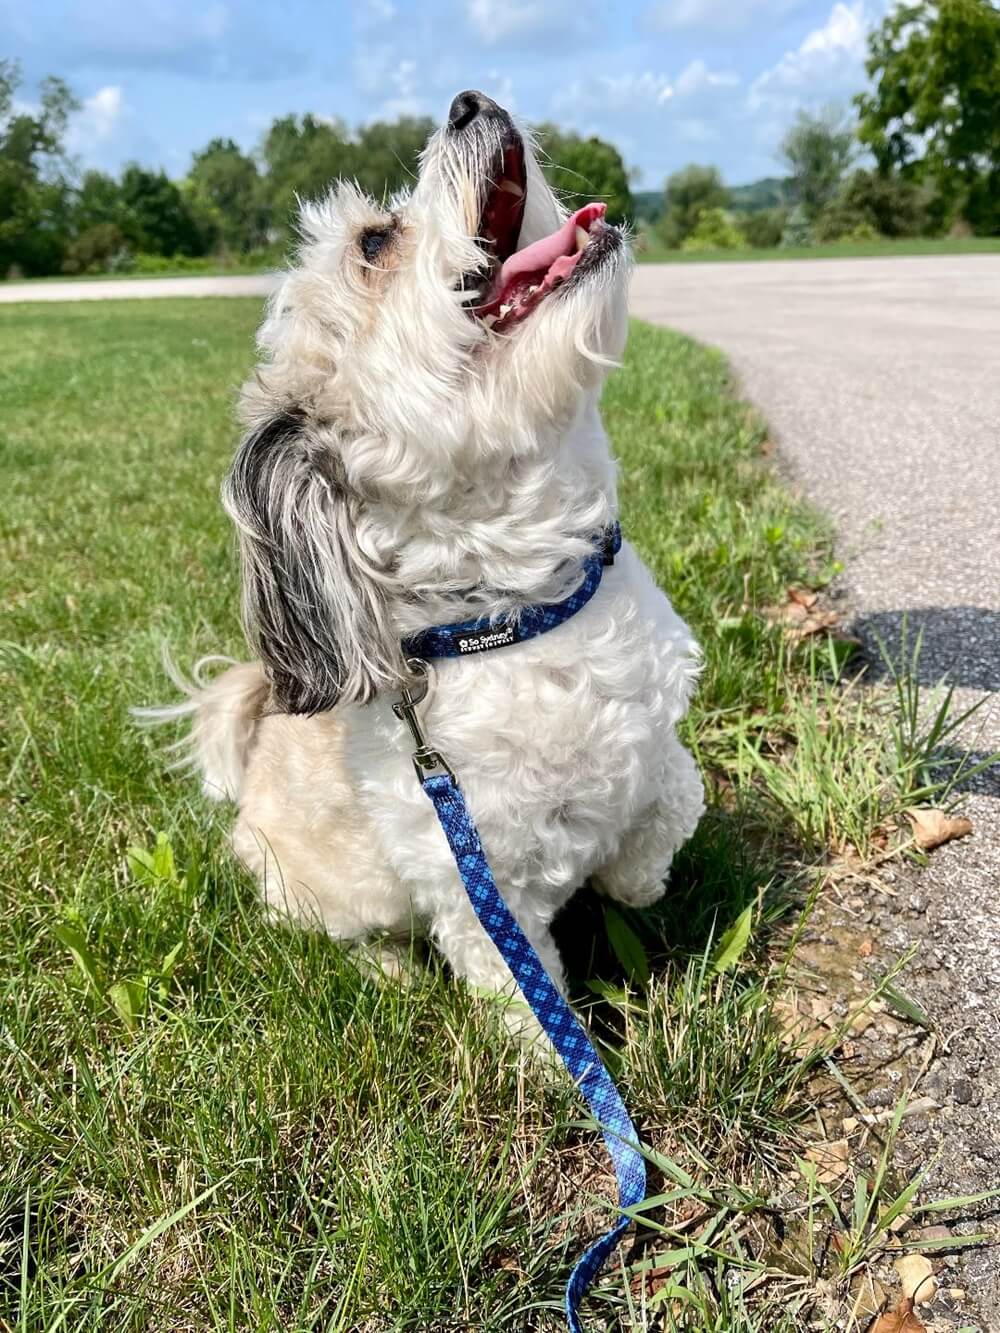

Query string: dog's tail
[134,653,269,803]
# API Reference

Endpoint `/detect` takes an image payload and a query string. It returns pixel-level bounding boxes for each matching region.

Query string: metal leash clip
[392,659,455,783]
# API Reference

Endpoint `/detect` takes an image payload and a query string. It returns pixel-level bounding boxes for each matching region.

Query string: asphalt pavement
[633,254,1000,1316]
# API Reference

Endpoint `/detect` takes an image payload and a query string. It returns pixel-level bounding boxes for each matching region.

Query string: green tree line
[657,0,999,253]
[3,1,997,276]
[0,61,634,279]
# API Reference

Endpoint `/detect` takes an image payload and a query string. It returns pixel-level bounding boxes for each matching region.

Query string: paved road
[633,254,1000,1315]
[632,257,999,763]
[0,274,279,302]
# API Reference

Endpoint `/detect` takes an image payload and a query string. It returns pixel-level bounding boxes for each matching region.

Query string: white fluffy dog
[157,91,704,1037]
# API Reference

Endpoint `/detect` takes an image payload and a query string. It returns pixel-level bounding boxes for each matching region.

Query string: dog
[150,90,705,1042]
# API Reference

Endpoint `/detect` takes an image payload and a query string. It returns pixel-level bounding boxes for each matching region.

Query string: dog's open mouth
[468,139,612,333]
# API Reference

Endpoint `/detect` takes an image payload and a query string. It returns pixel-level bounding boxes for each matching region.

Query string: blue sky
[5,0,890,188]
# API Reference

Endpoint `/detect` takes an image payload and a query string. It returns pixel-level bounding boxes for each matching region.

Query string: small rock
[896,1253,937,1305]
[951,1077,975,1105]
[867,1086,893,1108]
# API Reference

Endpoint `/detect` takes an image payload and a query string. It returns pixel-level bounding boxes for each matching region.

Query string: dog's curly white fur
[148,93,705,1038]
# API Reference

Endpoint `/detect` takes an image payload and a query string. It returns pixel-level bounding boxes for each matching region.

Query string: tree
[780,107,854,221]
[780,205,813,248]
[0,60,77,276]
[815,167,932,241]
[72,169,123,231]
[260,114,358,235]
[62,222,129,274]
[117,165,205,256]
[356,116,434,200]
[681,207,747,252]
[187,138,266,254]
[736,207,787,249]
[856,0,1000,234]
[535,125,634,225]
[659,165,727,249]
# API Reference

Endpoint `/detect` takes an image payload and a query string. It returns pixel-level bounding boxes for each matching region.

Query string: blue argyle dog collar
[403,522,622,661]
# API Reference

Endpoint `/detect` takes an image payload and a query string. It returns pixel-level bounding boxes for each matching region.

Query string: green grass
[0,302,981,1331]
[636,235,1000,264]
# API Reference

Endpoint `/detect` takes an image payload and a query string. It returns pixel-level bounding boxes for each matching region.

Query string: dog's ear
[222,409,404,714]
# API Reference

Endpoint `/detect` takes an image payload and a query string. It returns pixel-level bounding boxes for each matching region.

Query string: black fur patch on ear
[223,408,402,714]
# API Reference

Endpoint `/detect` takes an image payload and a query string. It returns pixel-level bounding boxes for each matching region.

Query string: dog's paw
[349,937,423,987]
[594,870,668,910]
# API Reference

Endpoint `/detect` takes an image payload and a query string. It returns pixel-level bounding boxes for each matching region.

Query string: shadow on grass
[552,801,798,1010]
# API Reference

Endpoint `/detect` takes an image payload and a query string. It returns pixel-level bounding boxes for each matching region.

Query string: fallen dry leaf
[788,586,819,609]
[763,590,842,641]
[850,1272,888,1321]
[895,1254,937,1306]
[869,1296,926,1333]
[905,807,973,851]
[806,1137,851,1184]
[771,997,836,1055]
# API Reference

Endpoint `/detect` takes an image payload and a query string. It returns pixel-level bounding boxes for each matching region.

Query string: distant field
[636,235,1000,263]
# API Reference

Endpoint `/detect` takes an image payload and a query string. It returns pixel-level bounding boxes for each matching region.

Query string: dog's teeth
[575,226,590,251]
[499,303,512,317]
[527,285,539,295]
[482,314,497,327]
[499,179,524,197]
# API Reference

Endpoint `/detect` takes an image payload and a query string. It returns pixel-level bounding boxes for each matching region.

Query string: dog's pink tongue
[498,202,606,286]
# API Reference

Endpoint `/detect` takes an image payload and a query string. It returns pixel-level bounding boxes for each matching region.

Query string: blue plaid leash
[393,650,646,1331]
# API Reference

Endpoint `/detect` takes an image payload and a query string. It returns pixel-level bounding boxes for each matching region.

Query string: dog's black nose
[448,90,500,131]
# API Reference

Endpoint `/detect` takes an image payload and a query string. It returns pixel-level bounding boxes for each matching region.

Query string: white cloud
[65,85,126,159]
[750,1,870,109]
[552,72,673,118]
[675,117,720,144]
[674,59,740,97]
[82,86,124,140]
[648,0,807,32]
[553,61,738,119]
[359,0,396,25]
[801,0,868,55]
[354,48,432,120]
[10,0,300,81]
[464,0,593,48]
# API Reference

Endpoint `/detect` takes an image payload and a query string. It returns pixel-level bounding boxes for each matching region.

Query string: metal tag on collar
[392,659,455,783]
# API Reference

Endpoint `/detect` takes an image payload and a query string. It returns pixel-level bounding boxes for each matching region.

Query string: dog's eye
[360,225,394,264]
